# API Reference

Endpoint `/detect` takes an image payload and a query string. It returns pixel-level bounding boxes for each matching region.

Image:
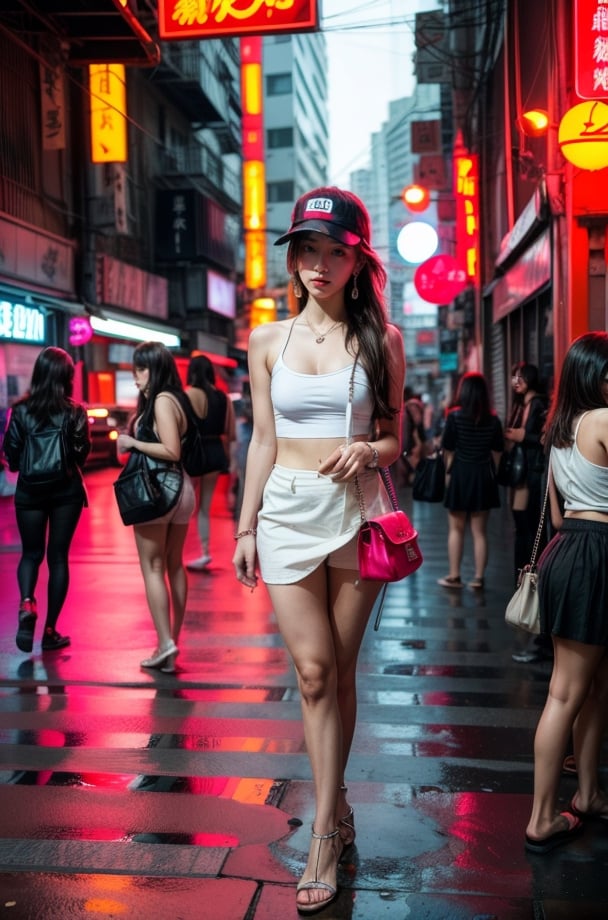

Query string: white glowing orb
[396,222,439,264]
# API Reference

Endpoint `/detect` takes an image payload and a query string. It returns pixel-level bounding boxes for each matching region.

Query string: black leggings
[16,502,83,630]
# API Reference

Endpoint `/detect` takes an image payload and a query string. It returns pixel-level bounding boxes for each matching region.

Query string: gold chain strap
[529,469,551,568]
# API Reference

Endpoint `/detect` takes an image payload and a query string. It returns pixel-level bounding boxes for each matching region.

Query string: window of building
[266,73,292,95]
[267,127,293,149]
[268,181,294,203]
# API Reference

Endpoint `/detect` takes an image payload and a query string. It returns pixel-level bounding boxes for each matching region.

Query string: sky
[322,0,426,186]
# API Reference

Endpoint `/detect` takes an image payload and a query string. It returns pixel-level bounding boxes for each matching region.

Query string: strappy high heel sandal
[296,826,340,915]
[337,784,356,852]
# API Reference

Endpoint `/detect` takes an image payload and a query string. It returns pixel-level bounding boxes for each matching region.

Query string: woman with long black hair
[525,332,608,853]
[185,354,235,571]
[4,346,90,652]
[116,342,195,673]
[437,372,504,589]
[504,362,548,582]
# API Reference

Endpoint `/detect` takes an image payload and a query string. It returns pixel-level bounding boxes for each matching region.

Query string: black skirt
[444,458,500,512]
[538,518,608,645]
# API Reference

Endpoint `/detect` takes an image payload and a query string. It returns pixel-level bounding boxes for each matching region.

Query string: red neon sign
[575,0,608,100]
[158,0,319,40]
[453,137,480,285]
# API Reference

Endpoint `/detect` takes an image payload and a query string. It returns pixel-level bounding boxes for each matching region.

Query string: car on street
[86,406,133,467]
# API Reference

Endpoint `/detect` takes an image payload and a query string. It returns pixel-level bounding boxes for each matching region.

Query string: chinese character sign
[158,0,318,39]
[89,64,128,164]
[39,61,66,150]
[575,0,608,99]
[454,147,480,285]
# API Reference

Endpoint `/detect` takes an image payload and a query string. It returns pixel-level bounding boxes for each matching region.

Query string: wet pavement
[1,467,607,919]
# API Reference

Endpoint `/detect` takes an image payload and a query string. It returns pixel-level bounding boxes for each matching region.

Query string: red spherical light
[402,184,431,213]
[414,255,468,304]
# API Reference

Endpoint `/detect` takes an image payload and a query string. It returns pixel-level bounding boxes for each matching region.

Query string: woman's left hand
[318,442,372,481]
[505,427,524,443]
[117,433,136,453]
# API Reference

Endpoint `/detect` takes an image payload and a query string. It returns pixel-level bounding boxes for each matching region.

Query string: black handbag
[496,443,527,487]
[113,449,183,525]
[412,452,445,502]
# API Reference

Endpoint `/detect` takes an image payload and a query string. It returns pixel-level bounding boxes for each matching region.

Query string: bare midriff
[276,434,370,470]
[564,510,608,522]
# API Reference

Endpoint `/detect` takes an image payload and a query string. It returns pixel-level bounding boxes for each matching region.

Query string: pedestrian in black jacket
[3,346,90,652]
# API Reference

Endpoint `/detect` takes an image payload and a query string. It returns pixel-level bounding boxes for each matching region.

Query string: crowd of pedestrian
[3,204,608,898]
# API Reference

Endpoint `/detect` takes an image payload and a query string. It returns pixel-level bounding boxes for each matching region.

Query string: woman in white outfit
[233,187,405,914]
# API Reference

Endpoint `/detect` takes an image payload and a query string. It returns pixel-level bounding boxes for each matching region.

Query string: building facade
[0,2,242,414]
[263,32,329,292]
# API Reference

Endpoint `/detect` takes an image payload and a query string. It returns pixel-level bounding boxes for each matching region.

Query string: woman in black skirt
[437,372,503,589]
[525,332,608,854]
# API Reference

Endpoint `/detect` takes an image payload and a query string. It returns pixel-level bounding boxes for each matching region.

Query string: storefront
[485,185,554,420]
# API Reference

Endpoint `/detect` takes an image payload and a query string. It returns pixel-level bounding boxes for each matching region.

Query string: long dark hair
[132,341,183,431]
[509,361,544,424]
[545,332,608,448]
[285,187,395,421]
[187,354,216,397]
[21,346,76,423]
[455,372,494,423]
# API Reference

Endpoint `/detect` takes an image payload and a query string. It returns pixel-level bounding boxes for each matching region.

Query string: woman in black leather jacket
[3,346,90,653]
[504,362,548,580]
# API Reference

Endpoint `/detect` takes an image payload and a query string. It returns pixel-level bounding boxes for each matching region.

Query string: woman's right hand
[233,535,259,591]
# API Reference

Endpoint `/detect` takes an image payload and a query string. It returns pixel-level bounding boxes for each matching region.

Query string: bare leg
[469,510,489,580]
[134,523,173,649]
[526,636,605,841]
[268,564,376,910]
[329,567,382,818]
[197,471,219,556]
[446,510,466,579]
[165,522,189,644]
[571,651,608,815]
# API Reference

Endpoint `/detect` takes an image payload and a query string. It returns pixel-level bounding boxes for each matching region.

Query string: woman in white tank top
[233,187,405,913]
[525,332,608,855]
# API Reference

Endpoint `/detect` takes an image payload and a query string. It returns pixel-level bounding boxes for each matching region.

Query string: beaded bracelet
[234,529,257,540]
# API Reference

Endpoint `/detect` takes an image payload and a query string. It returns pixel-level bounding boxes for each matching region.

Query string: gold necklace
[303,313,344,344]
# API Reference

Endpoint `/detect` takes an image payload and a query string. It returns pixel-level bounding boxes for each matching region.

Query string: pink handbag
[348,360,423,628]
[358,507,423,582]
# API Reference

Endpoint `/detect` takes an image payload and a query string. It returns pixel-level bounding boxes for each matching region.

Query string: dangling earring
[351,272,359,301]
[292,275,302,298]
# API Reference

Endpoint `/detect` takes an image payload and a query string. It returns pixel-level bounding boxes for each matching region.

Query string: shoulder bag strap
[529,470,551,569]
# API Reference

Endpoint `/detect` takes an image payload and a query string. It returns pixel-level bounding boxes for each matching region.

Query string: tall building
[263,32,329,291]
[350,83,441,395]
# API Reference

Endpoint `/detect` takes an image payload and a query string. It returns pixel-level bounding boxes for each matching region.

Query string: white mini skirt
[256,464,387,585]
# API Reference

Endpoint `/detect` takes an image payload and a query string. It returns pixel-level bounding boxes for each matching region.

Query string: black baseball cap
[274,188,369,246]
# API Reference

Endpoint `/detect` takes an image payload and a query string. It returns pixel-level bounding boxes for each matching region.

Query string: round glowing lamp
[414,255,468,304]
[518,109,549,137]
[396,222,438,264]
[402,183,431,213]
[558,101,608,171]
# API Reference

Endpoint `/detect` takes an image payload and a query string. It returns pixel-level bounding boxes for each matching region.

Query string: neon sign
[0,300,46,343]
[158,0,318,39]
[453,138,480,285]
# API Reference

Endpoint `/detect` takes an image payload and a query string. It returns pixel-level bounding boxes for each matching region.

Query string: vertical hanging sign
[241,36,267,292]
[40,58,66,150]
[89,64,128,163]
[575,0,608,99]
[453,133,480,286]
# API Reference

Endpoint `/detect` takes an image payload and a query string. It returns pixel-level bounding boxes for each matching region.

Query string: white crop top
[271,336,374,439]
[550,412,608,512]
